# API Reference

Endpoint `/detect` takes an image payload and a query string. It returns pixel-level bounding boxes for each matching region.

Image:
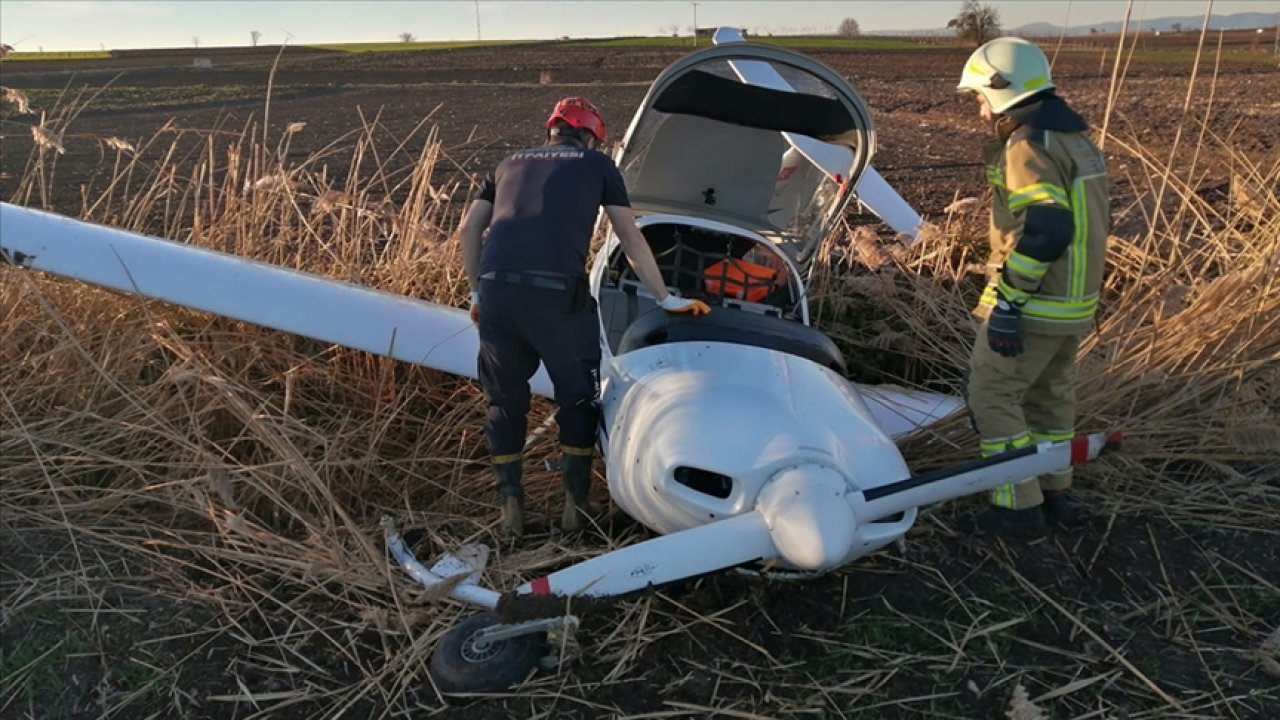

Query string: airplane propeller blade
[499,511,778,618]
[858,431,1124,520]
[711,27,923,237]
[850,167,925,239]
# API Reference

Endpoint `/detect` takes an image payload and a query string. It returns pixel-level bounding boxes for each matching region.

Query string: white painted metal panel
[0,203,555,396]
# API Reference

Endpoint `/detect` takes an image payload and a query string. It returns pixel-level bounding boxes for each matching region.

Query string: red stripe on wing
[1069,436,1089,465]
[530,576,551,597]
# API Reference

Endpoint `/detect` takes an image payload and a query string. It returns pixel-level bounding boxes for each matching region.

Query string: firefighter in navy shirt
[456,97,709,538]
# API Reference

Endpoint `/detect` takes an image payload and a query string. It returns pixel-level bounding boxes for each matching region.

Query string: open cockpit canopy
[615,44,876,266]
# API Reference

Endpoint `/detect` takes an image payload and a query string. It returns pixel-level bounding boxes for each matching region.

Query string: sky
[2,1,1277,52]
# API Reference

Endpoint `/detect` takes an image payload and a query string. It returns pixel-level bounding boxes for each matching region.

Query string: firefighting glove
[987,286,1025,358]
[658,295,711,316]
[469,292,480,326]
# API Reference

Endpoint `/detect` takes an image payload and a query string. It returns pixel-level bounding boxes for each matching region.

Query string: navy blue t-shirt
[477,141,630,278]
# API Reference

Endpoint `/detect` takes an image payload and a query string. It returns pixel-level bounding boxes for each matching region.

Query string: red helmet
[546,96,606,144]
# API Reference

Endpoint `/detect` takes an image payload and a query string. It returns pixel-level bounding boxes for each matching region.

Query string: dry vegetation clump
[3,85,1278,719]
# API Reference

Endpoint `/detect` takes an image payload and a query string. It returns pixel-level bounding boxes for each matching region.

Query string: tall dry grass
[2,96,586,715]
[2,70,1277,718]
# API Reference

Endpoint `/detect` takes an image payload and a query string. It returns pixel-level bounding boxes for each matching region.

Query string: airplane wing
[711,27,922,238]
[853,383,964,439]
[0,202,555,397]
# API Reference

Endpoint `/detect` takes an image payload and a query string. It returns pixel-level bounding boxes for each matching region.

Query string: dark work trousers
[477,278,602,460]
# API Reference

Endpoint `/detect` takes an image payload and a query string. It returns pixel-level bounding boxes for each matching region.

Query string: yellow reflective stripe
[562,445,594,456]
[1070,172,1106,298]
[492,453,523,465]
[979,283,998,308]
[1025,293,1098,308]
[1023,292,1098,320]
[1006,251,1049,279]
[1030,430,1074,443]
[991,483,1016,508]
[1008,182,1069,211]
[981,432,1031,456]
[997,277,1031,305]
[992,483,1009,508]
[985,434,1034,508]
[1070,177,1088,297]
[985,166,1005,188]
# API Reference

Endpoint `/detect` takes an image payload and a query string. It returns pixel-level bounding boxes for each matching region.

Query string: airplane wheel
[428,612,543,693]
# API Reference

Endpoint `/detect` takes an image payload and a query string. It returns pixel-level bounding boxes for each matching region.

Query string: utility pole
[475,0,482,41]
[691,2,699,46]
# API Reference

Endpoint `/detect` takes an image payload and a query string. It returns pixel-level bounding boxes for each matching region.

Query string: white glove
[658,294,711,315]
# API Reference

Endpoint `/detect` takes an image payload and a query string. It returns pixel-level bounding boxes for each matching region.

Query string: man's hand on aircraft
[469,292,480,326]
[659,295,711,315]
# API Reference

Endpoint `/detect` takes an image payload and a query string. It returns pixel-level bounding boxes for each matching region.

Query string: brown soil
[4,43,1276,220]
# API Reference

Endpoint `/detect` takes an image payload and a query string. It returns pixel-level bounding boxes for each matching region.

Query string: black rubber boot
[965,505,1046,539]
[494,461,524,538]
[1042,490,1089,529]
[560,452,594,532]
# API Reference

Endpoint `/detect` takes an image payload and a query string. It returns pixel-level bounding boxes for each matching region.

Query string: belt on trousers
[480,271,571,291]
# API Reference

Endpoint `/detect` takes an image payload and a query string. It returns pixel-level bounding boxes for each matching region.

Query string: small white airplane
[0,32,1120,693]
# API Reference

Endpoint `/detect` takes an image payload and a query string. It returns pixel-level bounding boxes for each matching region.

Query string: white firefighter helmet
[956,37,1054,114]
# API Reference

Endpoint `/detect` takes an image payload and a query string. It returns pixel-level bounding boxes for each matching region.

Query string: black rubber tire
[428,612,543,694]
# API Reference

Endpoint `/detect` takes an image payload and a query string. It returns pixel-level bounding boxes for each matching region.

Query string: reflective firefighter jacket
[976,94,1110,335]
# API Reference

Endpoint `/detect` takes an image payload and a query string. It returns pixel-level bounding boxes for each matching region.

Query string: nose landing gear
[428,612,577,693]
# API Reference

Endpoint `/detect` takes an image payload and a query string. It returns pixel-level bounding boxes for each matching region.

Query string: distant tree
[250,30,261,47]
[1089,27,1099,35]
[947,0,1001,46]
[399,32,415,43]
[837,18,861,37]
[1170,22,1183,33]
[664,23,681,37]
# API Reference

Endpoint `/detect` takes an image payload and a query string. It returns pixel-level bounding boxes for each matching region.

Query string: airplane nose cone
[756,464,858,570]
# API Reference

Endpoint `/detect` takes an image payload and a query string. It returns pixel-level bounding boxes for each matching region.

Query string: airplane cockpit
[613,220,800,318]
[594,43,874,375]
[596,215,846,374]
[612,47,873,268]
